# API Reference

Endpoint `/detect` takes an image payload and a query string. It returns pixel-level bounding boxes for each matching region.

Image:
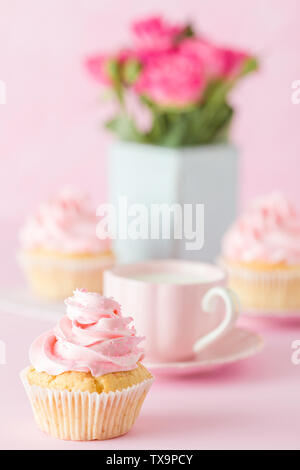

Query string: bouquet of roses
[85,16,258,147]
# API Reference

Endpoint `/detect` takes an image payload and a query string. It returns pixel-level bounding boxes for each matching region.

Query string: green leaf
[241,56,259,76]
[175,23,195,44]
[106,59,124,104]
[158,114,189,147]
[122,59,141,84]
[105,113,144,142]
[106,59,121,82]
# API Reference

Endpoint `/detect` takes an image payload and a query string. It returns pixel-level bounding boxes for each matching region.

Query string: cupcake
[21,289,154,440]
[18,188,114,300]
[220,193,300,313]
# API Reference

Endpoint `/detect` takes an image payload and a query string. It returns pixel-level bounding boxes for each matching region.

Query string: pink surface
[1,232,300,449]
[1,308,300,450]
[0,0,300,221]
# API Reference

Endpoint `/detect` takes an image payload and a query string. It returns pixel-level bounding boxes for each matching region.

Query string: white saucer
[145,328,264,376]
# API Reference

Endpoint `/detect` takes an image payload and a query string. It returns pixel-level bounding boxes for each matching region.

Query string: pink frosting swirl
[29,289,144,376]
[20,187,109,253]
[222,193,300,265]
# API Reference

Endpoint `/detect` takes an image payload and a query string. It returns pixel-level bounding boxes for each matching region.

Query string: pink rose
[180,38,223,78]
[85,54,113,85]
[134,51,205,108]
[131,16,183,53]
[180,38,249,79]
[85,49,142,85]
[218,48,249,78]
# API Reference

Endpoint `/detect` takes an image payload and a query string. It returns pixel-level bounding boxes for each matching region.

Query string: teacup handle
[193,287,239,354]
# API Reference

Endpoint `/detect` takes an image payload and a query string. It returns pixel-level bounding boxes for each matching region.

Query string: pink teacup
[103,260,239,363]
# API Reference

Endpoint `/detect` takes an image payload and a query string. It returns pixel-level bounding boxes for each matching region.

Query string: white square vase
[108,141,238,263]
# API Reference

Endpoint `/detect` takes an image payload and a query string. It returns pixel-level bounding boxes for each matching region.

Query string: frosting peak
[222,193,300,265]
[20,187,109,254]
[65,289,121,324]
[29,289,144,376]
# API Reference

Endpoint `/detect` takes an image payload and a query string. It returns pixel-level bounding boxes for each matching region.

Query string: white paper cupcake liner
[223,262,300,281]
[21,368,154,441]
[219,259,300,314]
[18,251,115,300]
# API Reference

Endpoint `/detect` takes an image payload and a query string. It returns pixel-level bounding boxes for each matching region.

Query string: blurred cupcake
[18,188,114,300]
[220,193,300,313]
[21,289,153,441]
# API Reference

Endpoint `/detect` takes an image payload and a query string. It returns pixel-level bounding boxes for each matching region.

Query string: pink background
[1,0,300,227]
[1,1,300,449]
